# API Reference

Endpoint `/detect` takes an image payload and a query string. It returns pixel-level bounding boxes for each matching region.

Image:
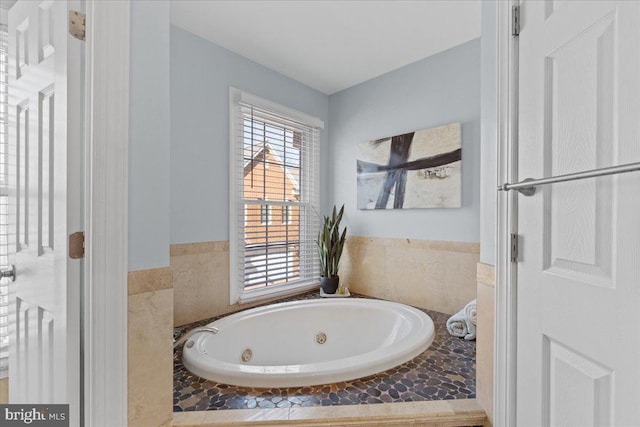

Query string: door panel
[542,11,615,288]
[8,0,81,420]
[543,337,613,426]
[9,0,62,405]
[517,1,640,426]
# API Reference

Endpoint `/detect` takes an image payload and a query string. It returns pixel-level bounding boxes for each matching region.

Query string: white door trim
[83,1,129,425]
[494,1,519,426]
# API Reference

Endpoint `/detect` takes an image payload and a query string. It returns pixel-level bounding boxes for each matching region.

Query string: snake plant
[317,205,347,278]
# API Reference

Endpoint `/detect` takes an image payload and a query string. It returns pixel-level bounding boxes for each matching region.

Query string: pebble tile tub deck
[173,292,476,412]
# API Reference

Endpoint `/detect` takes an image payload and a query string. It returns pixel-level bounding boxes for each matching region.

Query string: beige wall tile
[171,411,206,427]
[200,407,289,425]
[171,241,222,257]
[370,400,455,418]
[342,238,389,300]
[129,267,173,295]
[129,287,174,427]
[386,245,445,313]
[330,423,410,427]
[426,240,480,254]
[341,236,479,315]
[172,238,479,324]
[172,241,290,327]
[476,263,495,426]
[172,241,230,326]
[448,397,483,413]
[477,262,495,287]
[441,251,480,314]
[171,400,485,426]
[290,404,372,422]
[0,377,7,403]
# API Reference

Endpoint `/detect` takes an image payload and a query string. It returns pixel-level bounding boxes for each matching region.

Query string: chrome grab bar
[173,326,219,349]
[498,162,640,196]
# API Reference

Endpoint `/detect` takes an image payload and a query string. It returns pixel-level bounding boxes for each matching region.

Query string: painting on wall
[357,122,462,210]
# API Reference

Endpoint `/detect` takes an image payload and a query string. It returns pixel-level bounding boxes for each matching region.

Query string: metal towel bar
[498,162,640,196]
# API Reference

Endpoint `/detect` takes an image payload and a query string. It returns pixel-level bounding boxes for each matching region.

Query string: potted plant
[317,204,347,294]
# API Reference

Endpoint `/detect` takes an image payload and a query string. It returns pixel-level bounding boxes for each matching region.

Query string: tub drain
[241,348,252,363]
[315,332,327,344]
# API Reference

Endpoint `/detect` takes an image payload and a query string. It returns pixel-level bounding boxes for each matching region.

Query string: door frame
[83,1,129,425]
[494,0,519,426]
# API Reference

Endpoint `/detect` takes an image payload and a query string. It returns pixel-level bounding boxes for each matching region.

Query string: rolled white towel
[464,299,477,326]
[446,301,477,341]
[464,314,476,341]
[446,308,468,338]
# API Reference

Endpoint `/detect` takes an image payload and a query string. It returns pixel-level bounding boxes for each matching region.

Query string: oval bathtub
[181,298,435,388]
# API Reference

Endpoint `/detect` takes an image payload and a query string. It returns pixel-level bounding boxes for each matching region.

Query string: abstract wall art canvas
[357,122,462,210]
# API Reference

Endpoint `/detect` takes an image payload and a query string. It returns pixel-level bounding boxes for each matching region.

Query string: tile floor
[173,291,475,412]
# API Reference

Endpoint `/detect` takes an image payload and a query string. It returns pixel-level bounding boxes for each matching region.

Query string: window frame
[259,200,271,226]
[229,87,323,305]
[282,201,292,225]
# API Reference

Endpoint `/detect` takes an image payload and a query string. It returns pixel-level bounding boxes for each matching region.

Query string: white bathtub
[181,298,435,388]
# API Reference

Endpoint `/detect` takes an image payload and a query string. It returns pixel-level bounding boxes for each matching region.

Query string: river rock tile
[173,291,476,411]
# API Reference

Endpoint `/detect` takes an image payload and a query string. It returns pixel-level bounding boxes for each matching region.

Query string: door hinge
[69,10,86,41]
[69,231,85,259]
[512,5,520,36]
[510,233,519,263]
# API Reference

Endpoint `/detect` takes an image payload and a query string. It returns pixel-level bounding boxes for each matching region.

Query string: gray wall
[170,26,330,245]
[129,1,171,270]
[480,1,497,265]
[328,39,481,242]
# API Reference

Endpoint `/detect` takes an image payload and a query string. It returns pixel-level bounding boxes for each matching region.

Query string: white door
[517,1,640,426]
[8,0,82,421]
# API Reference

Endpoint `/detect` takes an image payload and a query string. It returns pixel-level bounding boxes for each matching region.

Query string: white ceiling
[170,1,481,95]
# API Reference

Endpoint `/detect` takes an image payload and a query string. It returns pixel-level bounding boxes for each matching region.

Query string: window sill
[237,280,318,305]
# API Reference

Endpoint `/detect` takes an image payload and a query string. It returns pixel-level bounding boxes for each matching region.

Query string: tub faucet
[173,326,219,349]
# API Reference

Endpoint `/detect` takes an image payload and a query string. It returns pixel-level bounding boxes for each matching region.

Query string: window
[259,200,271,225]
[282,202,292,225]
[229,88,323,303]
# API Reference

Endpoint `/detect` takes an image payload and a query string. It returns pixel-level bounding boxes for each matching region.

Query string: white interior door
[7,0,82,420]
[517,1,640,426]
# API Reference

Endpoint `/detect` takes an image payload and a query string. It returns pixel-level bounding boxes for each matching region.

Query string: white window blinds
[229,88,322,303]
